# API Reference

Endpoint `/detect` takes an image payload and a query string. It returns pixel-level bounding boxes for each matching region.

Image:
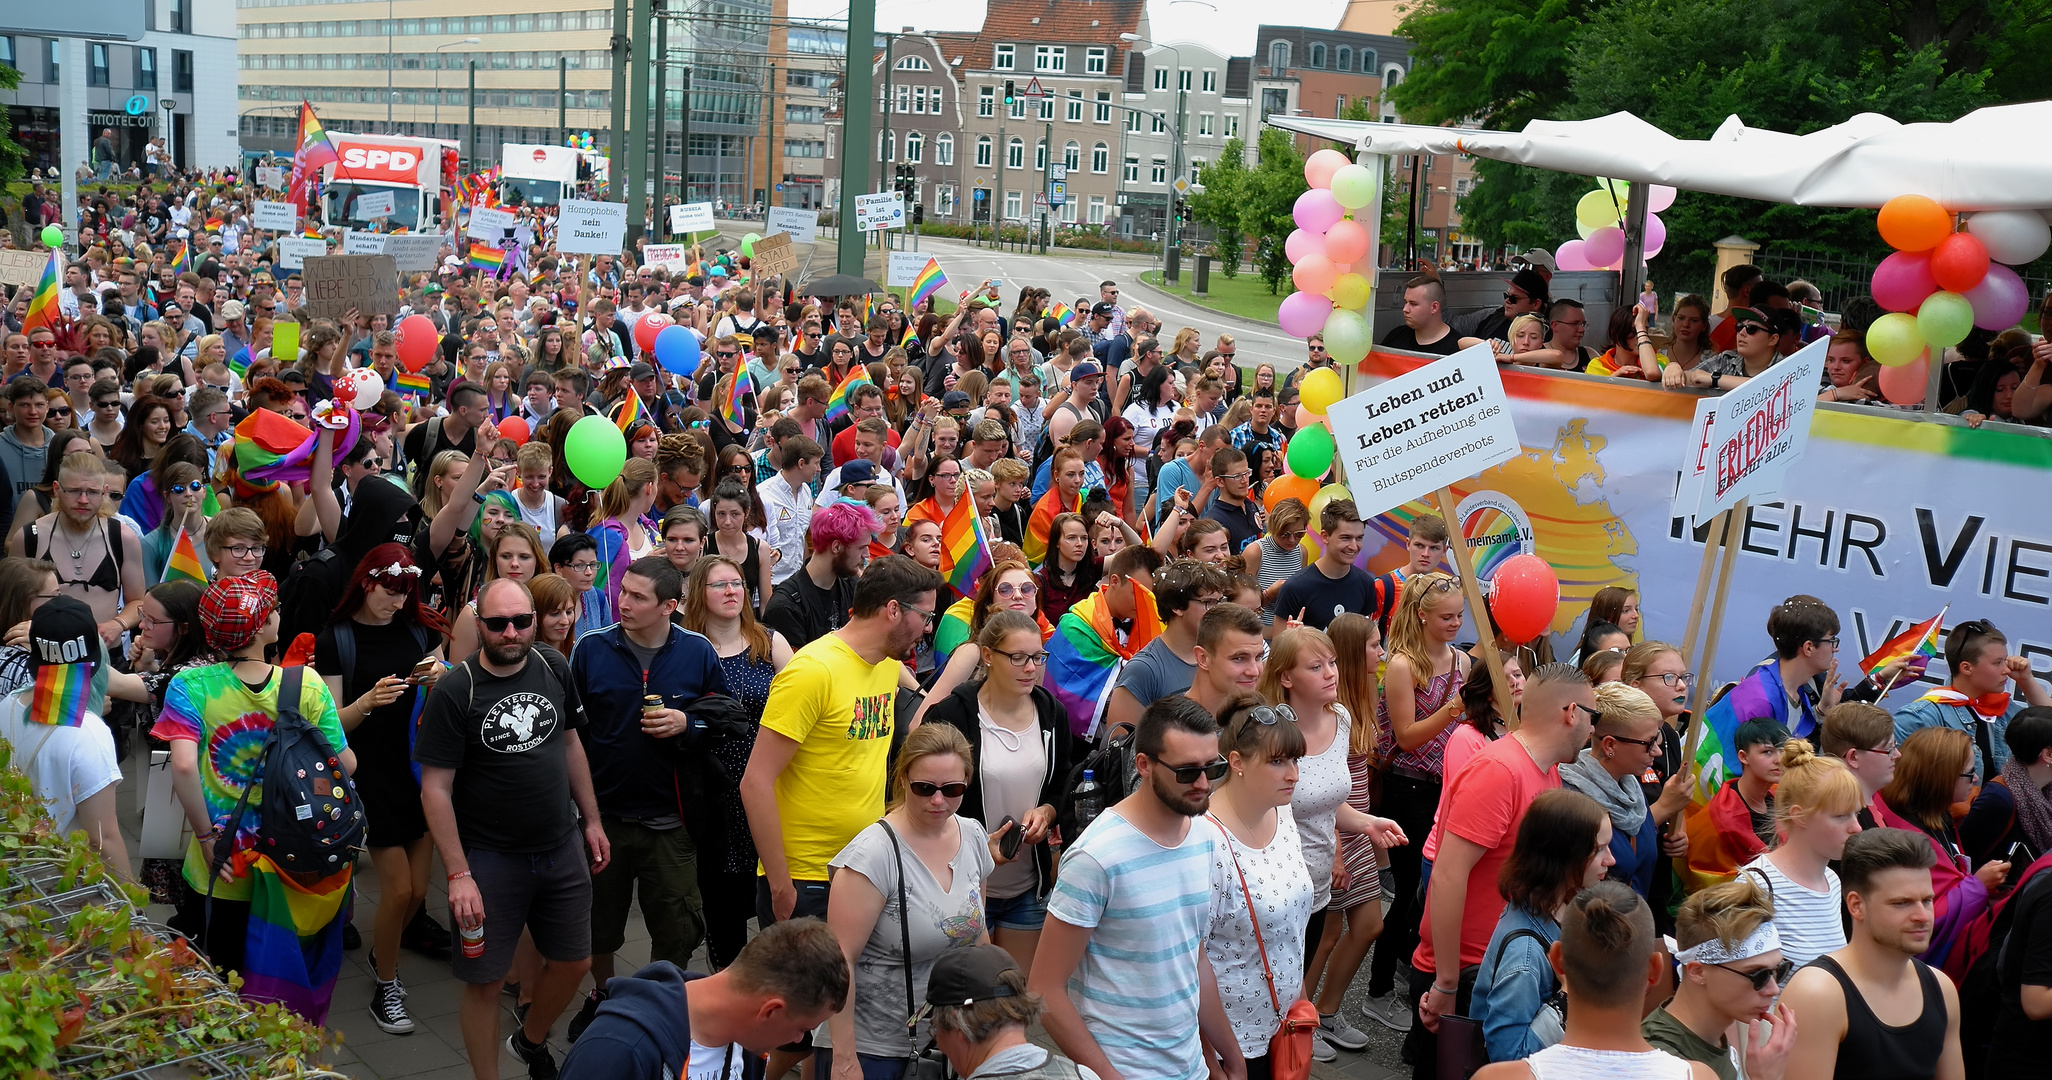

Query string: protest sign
[353,190,396,219]
[255,166,285,190]
[853,192,904,232]
[642,243,688,271]
[277,237,328,270]
[668,202,715,235]
[466,205,515,240]
[886,250,932,287]
[751,233,798,278]
[0,251,46,288]
[343,231,387,255]
[252,201,297,231]
[1322,342,1521,519]
[300,254,401,319]
[1695,336,1829,521]
[765,206,819,244]
[384,234,441,272]
[557,199,627,255]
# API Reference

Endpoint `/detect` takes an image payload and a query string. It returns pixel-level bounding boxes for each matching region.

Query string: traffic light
[1173,198,1187,224]
[1004,80,1016,104]
[913,204,925,225]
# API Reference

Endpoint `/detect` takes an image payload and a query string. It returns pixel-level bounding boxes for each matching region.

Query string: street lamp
[1120,33,1187,279]
[434,38,482,138]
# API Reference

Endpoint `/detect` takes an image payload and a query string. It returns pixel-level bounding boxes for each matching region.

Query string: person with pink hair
[762,500,881,649]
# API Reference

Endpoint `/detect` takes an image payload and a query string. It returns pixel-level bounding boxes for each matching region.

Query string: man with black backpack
[417,578,609,1080]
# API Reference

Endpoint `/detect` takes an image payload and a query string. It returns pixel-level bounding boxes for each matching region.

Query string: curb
[1124,270,1285,336]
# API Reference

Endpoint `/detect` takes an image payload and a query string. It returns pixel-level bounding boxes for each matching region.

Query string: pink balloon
[1555,239,1593,271]
[1293,188,1345,234]
[1305,149,1350,190]
[1583,226,1626,268]
[1643,213,1667,257]
[1324,219,1371,264]
[1284,228,1322,264]
[1648,185,1678,212]
[1877,350,1930,404]
[1965,262,2030,330]
[1292,254,1339,296]
[1872,250,1938,313]
[1277,291,1335,337]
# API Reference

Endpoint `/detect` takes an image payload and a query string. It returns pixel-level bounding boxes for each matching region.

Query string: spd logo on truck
[333,141,424,183]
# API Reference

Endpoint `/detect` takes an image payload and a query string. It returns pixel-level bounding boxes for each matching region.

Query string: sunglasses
[1573,702,1603,722]
[995,581,1036,599]
[908,780,969,798]
[479,612,536,633]
[1159,757,1231,785]
[1715,959,1796,992]
[166,480,207,494]
[94,398,120,408]
[1228,703,1296,732]
[1503,292,1530,303]
[1736,323,1773,335]
[1607,731,1663,752]
[48,407,70,417]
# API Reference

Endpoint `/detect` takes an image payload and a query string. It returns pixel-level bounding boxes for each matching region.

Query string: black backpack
[208,666,365,882]
[1057,720,1137,843]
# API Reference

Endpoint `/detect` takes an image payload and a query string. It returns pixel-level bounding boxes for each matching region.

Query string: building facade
[1116,40,1254,237]
[663,0,772,209]
[775,22,840,210]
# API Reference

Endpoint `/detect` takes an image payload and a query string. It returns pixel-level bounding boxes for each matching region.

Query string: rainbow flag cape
[394,369,432,399]
[933,595,977,671]
[1044,580,1165,739]
[168,241,189,275]
[20,248,61,336]
[909,258,947,308]
[823,366,871,423]
[468,241,506,271]
[939,488,993,598]
[1048,301,1075,327]
[1686,658,1815,811]
[722,367,752,424]
[163,527,211,585]
[27,661,92,727]
[1860,608,1947,679]
[614,388,646,434]
[240,853,351,1023]
[1022,485,1082,567]
[228,346,252,379]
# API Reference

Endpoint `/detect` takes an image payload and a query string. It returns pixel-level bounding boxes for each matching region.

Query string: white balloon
[1648,185,1678,213]
[350,370,385,410]
[1966,210,2052,266]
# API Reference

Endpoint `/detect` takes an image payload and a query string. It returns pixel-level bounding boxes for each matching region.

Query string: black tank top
[1811,954,1947,1080]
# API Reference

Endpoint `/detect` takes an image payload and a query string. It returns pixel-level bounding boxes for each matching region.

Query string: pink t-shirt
[1413,735,1559,973]
[1422,724,1493,862]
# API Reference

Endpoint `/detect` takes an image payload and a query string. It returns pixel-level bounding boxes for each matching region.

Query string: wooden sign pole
[1435,486,1517,729]
[1678,509,1726,683]
[1680,497,1748,771]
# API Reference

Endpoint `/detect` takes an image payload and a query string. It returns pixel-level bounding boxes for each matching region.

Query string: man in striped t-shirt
[1032,695,1241,1080]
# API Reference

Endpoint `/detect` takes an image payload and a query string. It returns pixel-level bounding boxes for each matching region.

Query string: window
[537,13,557,31]
[1126,110,1142,132]
[936,133,954,165]
[937,187,955,215]
[994,44,1014,70]
[906,132,923,163]
[1038,95,1054,121]
[1091,143,1109,173]
[1062,199,1077,223]
[1260,87,1287,120]
[1268,40,1290,72]
[1335,94,1348,115]
[1150,112,1166,133]
[896,86,910,113]
[785,104,824,123]
[1086,46,1107,74]
[1035,139,1047,171]
[1189,159,1204,184]
[1007,137,1024,169]
[1088,194,1106,224]
[1203,69,1218,92]
[1455,177,1471,197]
[1384,65,1403,89]
[784,139,825,158]
[976,136,992,166]
[174,49,193,92]
[1064,141,1080,170]
[1178,68,1191,90]
[169,0,186,32]
[1009,95,1025,119]
[136,47,156,90]
[1151,157,1167,184]
[1224,113,1240,137]
[1336,46,1352,71]
[88,43,108,86]
[894,55,931,70]
[1197,113,1213,137]
[1066,90,1083,122]
[1005,190,1023,220]
[1152,67,1168,91]
[1309,43,1326,69]
[917,86,931,114]
[978,86,995,117]
[490,15,511,32]
[1360,49,1378,73]
[1123,155,1139,182]
[879,131,894,161]
[1035,45,1065,72]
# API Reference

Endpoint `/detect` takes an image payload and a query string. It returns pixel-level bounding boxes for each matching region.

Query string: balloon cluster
[1276,149,1379,365]
[1256,366,1352,556]
[566,132,597,151]
[1555,178,1676,271]
[1865,195,2046,404]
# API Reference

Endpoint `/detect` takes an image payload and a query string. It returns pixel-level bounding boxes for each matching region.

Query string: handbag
[879,821,951,1080]
[1209,814,1320,1080]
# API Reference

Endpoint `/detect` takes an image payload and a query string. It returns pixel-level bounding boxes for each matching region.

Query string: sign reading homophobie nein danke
[300,254,401,319]
[556,199,629,256]
[1322,342,1521,519]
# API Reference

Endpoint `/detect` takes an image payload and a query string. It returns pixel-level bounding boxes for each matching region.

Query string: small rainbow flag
[823,366,872,423]
[614,388,646,434]
[1860,607,1947,679]
[163,527,212,585]
[793,332,813,355]
[395,369,432,399]
[900,322,918,349]
[168,241,188,274]
[20,248,61,336]
[468,241,505,271]
[1048,301,1075,327]
[27,660,92,727]
[909,258,947,309]
[205,217,225,233]
[722,367,752,425]
[939,486,992,598]
[853,293,874,329]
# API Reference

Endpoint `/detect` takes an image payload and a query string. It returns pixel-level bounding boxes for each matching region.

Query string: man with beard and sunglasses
[1030,693,1244,1080]
[417,578,609,1080]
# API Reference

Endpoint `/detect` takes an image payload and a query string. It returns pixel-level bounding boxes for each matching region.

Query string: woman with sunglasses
[923,560,1052,704]
[818,722,994,1080]
[1676,306,1795,391]
[918,610,1067,976]
[141,461,212,586]
[1559,684,1691,902]
[43,385,75,433]
[315,543,452,1034]
[1641,876,1796,1080]
[1468,788,1617,1063]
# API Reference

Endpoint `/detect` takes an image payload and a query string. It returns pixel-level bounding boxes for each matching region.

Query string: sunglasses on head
[479,612,536,633]
[908,780,968,798]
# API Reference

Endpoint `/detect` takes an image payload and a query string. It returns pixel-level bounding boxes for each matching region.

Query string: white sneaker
[1310,1030,1338,1063]
[1360,992,1414,1032]
[1320,1012,1370,1051]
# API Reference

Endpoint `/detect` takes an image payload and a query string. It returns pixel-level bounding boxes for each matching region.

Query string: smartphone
[998,816,1023,860]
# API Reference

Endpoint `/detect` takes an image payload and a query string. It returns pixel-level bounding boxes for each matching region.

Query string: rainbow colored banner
[614,388,646,434]
[468,241,505,271]
[163,527,211,585]
[394,369,432,399]
[27,662,91,727]
[1860,607,1946,678]
[939,489,992,598]
[722,367,752,425]
[1047,301,1075,327]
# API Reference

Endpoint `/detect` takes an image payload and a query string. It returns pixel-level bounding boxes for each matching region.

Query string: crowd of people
[3,172,2051,1080]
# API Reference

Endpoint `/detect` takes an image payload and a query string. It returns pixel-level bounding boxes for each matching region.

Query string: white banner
[277,237,328,270]
[466,205,516,239]
[642,243,688,271]
[354,190,396,219]
[255,166,286,191]
[556,199,628,255]
[384,234,441,272]
[252,200,297,231]
[766,206,819,244]
[1324,343,1521,519]
[854,192,905,232]
[669,202,715,234]
[343,231,387,255]
[887,250,933,287]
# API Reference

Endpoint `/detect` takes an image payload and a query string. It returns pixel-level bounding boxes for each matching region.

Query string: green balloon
[40,225,63,249]
[740,231,761,257]
[1286,422,1336,480]
[1322,309,1371,364]
[1916,290,1974,350]
[1329,164,1376,210]
[564,414,628,490]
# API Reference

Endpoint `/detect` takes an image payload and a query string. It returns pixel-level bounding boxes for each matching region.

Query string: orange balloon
[497,415,531,446]
[1877,194,1953,253]
[1264,474,1320,513]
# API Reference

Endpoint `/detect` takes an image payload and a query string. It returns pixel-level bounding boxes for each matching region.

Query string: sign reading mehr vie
[1322,343,1521,519]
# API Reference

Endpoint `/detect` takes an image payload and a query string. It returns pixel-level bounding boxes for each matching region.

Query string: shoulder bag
[878,820,951,1080]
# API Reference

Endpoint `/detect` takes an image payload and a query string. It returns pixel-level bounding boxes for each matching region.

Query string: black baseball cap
[921,945,1021,1012]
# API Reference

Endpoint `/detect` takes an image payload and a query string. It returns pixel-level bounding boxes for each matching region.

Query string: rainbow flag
[168,241,188,275]
[26,661,92,727]
[286,101,340,209]
[793,332,813,355]
[241,854,351,1023]
[1048,301,1075,327]
[853,293,874,329]
[20,248,61,336]
[1860,608,1947,679]
[823,366,871,423]
[468,241,505,271]
[229,346,252,379]
[721,367,752,425]
[900,322,919,349]
[1022,484,1082,567]
[204,217,224,233]
[939,487,993,598]
[163,527,211,585]
[909,258,947,308]
[394,369,432,399]
[1044,580,1165,739]
[614,388,646,434]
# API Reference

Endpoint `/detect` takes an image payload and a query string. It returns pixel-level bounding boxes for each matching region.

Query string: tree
[0,63,25,189]
[1241,128,1306,295]
[1191,138,1249,278]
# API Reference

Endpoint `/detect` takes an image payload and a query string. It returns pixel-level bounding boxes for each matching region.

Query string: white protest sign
[384,234,442,272]
[466,205,516,239]
[252,200,297,231]
[765,206,819,244]
[1695,336,1829,521]
[255,166,286,191]
[354,190,396,219]
[668,202,716,235]
[887,250,932,287]
[642,243,688,271]
[343,231,388,255]
[853,192,905,232]
[1672,395,1719,524]
[277,237,328,270]
[1322,343,1521,519]
[556,199,628,255]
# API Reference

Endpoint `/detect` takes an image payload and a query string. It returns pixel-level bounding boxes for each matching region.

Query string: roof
[954,0,1145,70]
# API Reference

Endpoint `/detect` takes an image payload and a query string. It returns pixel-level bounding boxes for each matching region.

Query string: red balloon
[1929,232,1990,294]
[396,314,439,373]
[497,415,531,446]
[1489,554,1559,643]
[634,312,674,353]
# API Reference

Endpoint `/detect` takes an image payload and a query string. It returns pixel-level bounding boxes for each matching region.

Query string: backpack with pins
[208,666,365,881]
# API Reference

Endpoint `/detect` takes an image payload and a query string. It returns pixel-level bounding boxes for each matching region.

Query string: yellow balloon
[1307,483,1352,523]
[1327,272,1371,311]
[1300,367,1345,415]
[1576,189,1621,230]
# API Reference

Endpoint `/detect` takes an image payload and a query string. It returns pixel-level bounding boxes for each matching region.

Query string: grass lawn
[1140,268,1288,326]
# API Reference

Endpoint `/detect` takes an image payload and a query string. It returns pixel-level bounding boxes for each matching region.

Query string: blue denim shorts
[984,888,1048,931]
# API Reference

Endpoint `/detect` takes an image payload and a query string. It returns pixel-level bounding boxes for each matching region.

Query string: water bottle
[1071,770,1104,837]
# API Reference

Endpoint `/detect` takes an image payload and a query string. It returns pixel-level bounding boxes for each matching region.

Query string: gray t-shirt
[1114,637,1196,708]
[821,817,995,1058]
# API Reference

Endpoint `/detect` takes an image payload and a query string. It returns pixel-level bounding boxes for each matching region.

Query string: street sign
[1022,77,1046,98]
[973,188,988,201]
[1172,177,1190,194]
[1033,193,1049,214]
[1048,181,1066,206]
[1050,164,1067,182]
[853,192,905,231]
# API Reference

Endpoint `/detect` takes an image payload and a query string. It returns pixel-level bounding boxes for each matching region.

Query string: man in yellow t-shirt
[741,554,945,927]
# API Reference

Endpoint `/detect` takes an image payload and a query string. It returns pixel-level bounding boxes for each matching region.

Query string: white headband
[1671,921,1781,965]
